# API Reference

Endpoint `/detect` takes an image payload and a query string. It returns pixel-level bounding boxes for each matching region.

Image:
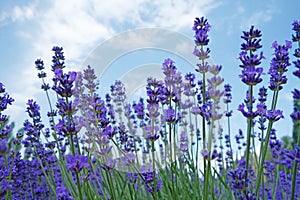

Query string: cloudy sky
[0,0,299,140]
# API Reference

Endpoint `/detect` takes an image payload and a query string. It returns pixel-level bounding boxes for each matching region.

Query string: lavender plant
[0,17,299,200]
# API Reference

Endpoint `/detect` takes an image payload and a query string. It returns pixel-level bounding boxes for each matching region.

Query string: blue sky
[0,0,299,141]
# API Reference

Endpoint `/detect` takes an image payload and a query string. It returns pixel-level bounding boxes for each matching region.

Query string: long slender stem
[226,103,235,169]
[256,89,279,194]
[105,170,116,200]
[291,135,300,200]
[204,120,214,200]
[151,141,157,200]
[5,153,15,200]
[245,85,253,180]
[255,121,274,194]
[151,117,157,200]
[41,78,63,160]
[201,71,208,199]
[75,172,83,200]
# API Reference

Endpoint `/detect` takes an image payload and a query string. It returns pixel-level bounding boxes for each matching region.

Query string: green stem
[152,141,157,200]
[169,122,175,198]
[105,170,116,200]
[36,153,57,198]
[202,71,207,198]
[291,161,298,200]
[255,121,274,195]
[42,79,63,160]
[291,135,300,200]
[110,138,155,200]
[245,85,253,180]
[75,172,83,200]
[226,103,234,168]
[251,126,259,168]
[5,153,15,200]
[256,89,279,194]
[204,120,214,200]
[65,97,76,156]
[69,134,76,155]
[272,165,279,200]
[151,117,157,200]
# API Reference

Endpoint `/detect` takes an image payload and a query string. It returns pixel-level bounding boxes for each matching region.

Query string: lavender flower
[258,86,268,103]
[66,154,89,173]
[179,131,188,152]
[0,139,7,155]
[0,84,14,112]
[291,21,300,77]
[51,46,65,71]
[140,165,162,194]
[52,69,77,98]
[161,58,182,104]
[133,98,145,120]
[239,26,264,86]
[223,84,232,104]
[35,59,47,79]
[145,125,160,141]
[82,65,98,93]
[193,17,211,46]
[237,103,259,119]
[292,20,300,42]
[193,17,211,77]
[264,109,284,122]
[56,186,74,200]
[268,40,292,90]
[227,158,255,198]
[55,117,80,136]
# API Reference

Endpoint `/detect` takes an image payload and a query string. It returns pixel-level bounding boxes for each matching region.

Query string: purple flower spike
[56,186,74,200]
[66,155,89,173]
[292,21,300,79]
[264,109,284,122]
[52,70,77,98]
[292,20,300,42]
[238,103,259,119]
[291,110,300,122]
[268,40,292,90]
[51,46,65,71]
[239,26,264,88]
[0,83,14,112]
[0,139,8,155]
[294,144,300,162]
[193,17,211,46]
[35,59,45,71]
[164,108,176,123]
[240,66,264,85]
[223,84,232,104]
[258,87,268,103]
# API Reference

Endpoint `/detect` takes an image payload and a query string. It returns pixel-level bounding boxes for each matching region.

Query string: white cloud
[120,63,164,97]
[5,0,220,129]
[142,0,221,30]
[12,5,35,21]
[16,0,221,66]
[240,4,278,30]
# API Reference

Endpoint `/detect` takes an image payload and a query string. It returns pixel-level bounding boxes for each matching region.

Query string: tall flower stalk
[192,17,211,199]
[290,20,300,200]
[255,40,292,194]
[193,17,225,199]
[238,26,264,180]
[193,17,211,160]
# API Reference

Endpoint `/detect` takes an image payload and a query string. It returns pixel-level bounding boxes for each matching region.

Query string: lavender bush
[0,17,300,200]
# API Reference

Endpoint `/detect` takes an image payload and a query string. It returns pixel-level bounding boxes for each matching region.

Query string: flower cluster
[0,17,299,200]
[239,26,264,85]
[268,40,292,90]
